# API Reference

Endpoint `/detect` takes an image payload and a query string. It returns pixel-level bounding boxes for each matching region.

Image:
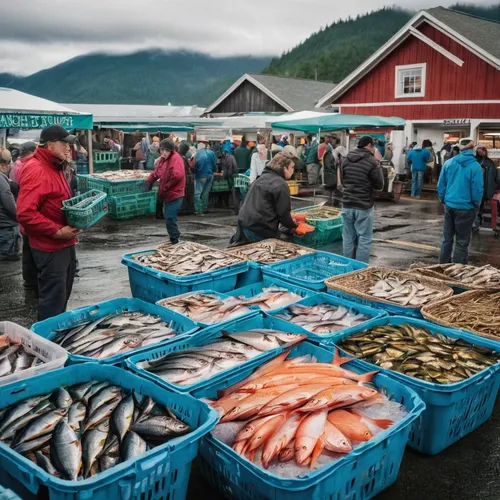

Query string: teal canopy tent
[98,123,194,133]
[270,113,405,133]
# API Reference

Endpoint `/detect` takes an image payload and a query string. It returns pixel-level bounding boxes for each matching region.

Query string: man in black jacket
[341,136,384,263]
[236,152,299,242]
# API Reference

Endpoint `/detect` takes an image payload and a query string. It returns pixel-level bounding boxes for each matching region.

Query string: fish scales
[0,333,45,378]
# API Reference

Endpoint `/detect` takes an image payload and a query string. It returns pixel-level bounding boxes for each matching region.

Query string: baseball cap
[0,148,12,163]
[159,138,175,152]
[358,136,374,148]
[39,125,76,145]
[459,137,474,150]
[282,145,299,161]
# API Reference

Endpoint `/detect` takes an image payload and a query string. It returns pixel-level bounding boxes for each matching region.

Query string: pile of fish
[134,242,243,276]
[210,349,406,476]
[50,312,178,360]
[367,270,448,306]
[136,330,306,386]
[91,171,150,181]
[412,264,500,289]
[0,381,191,480]
[422,291,500,340]
[0,334,44,379]
[273,304,368,335]
[338,323,500,384]
[292,207,342,220]
[227,239,313,264]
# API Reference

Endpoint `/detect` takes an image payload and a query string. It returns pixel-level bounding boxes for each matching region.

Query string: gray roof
[426,7,500,62]
[247,74,336,111]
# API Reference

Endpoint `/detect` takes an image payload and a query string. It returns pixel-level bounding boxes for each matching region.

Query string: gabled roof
[316,7,500,107]
[204,74,336,114]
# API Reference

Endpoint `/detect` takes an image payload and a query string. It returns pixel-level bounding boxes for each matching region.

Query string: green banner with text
[0,113,93,130]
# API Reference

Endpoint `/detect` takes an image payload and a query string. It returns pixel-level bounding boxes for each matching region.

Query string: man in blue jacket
[437,138,483,264]
[193,141,216,215]
[407,144,431,198]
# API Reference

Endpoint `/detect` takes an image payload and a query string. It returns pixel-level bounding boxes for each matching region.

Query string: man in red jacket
[145,138,186,244]
[17,125,80,320]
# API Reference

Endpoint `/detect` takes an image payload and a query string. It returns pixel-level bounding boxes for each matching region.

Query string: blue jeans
[194,177,213,214]
[411,170,424,197]
[164,198,183,244]
[439,206,477,264]
[342,207,374,263]
[243,228,266,243]
[0,226,21,261]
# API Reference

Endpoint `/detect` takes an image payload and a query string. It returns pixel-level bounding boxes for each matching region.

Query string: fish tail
[356,371,378,383]
[332,348,353,366]
[310,435,325,470]
[370,418,393,429]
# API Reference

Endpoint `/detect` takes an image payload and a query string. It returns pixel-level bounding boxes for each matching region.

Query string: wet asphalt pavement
[0,192,499,499]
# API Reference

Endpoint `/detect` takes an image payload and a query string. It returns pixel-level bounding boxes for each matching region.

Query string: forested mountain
[0,51,271,106]
[264,4,500,83]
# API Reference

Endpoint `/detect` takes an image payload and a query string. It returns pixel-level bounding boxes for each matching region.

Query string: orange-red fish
[234,415,278,443]
[327,409,392,442]
[278,440,295,462]
[295,410,328,466]
[244,413,287,453]
[323,420,352,452]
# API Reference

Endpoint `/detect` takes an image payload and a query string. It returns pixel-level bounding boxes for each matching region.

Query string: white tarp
[0,88,83,115]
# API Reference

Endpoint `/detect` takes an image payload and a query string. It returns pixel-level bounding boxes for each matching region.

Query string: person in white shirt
[250,144,268,183]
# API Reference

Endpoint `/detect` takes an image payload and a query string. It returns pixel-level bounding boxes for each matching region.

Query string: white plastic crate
[0,322,68,386]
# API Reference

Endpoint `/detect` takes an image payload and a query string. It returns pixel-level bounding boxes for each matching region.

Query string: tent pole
[87,129,94,175]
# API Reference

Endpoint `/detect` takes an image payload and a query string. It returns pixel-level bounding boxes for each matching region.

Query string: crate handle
[135,449,171,474]
[215,449,235,467]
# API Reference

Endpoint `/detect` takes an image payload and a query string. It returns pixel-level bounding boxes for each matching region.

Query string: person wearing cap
[407,142,431,198]
[16,125,80,320]
[9,141,36,184]
[437,138,484,264]
[193,141,216,216]
[0,148,21,261]
[473,145,499,232]
[340,136,384,263]
[234,151,313,243]
[145,138,186,244]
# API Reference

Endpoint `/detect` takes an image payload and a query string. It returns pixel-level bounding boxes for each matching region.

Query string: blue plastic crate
[125,312,308,394]
[122,250,249,303]
[263,251,368,292]
[31,298,199,366]
[193,341,425,500]
[235,266,263,288]
[0,485,20,500]
[269,291,387,342]
[0,364,218,500]
[156,290,256,328]
[226,275,315,314]
[321,315,500,455]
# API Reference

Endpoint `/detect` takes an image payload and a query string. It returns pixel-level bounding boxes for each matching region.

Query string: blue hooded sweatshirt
[407,146,431,172]
[437,150,484,210]
[194,148,216,179]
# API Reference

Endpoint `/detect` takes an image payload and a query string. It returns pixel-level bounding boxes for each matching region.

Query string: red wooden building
[316,7,500,157]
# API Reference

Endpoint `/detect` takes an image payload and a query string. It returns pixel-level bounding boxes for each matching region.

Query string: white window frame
[395,63,426,99]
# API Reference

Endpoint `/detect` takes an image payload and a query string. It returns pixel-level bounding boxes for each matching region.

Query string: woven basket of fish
[409,263,500,292]
[0,364,218,500]
[156,291,259,328]
[263,251,368,292]
[0,322,67,387]
[421,290,500,342]
[122,242,248,302]
[226,239,316,266]
[31,298,199,366]
[270,292,387,342]
[192,341,425,500]
[61,190,108,229]
[225,275,315,314]
[328,316,500,455]
[125,313,309,394]
[325,267,453,317]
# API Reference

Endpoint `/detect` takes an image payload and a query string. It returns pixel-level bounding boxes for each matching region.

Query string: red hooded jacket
[17,147,76,252]
[146,151,186,202]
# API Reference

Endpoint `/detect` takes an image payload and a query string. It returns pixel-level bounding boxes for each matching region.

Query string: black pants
[32,246,77,321]
[22,235,38,292]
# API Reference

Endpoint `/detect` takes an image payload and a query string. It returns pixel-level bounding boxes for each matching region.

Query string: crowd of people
[0,123,498,325]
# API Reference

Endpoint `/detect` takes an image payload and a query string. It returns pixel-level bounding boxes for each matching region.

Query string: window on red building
[395,63,426,98]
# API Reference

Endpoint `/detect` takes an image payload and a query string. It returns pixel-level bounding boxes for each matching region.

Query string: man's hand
[54,226,80,240]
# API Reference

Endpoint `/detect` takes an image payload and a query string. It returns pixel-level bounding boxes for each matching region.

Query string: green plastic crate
[62,190,108,229]
[210,178,230,192]
[108,191,156,220]
[77,175,147,196]
[94,151,119,163]
[293,223,343,248]
[293,204,343,231]
[234,174,250,192]
[77,175,89,193]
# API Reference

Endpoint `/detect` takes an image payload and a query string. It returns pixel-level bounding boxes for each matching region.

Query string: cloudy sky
[0,0,489,75]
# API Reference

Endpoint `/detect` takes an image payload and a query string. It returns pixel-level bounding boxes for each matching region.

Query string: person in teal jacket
[407,145,431,198]
[437,138,483,264]
[193,142,216,215]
